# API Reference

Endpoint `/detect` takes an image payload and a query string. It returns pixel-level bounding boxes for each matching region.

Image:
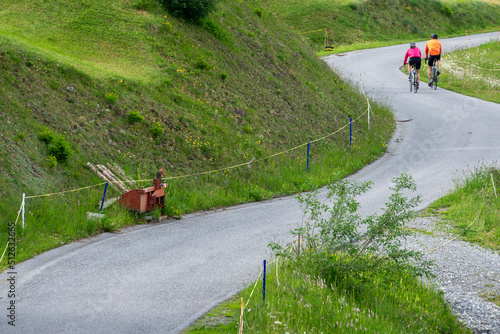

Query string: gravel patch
[403,217,500,334]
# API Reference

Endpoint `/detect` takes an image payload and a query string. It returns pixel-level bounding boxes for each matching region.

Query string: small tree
[162,0,218,21]
[270,174,433,278]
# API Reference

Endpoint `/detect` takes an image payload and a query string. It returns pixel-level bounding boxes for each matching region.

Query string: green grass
[183,259,470,333]
[428,165,500,251]
[0,0,395,269]
[435,40,500,103]
[0,0,491,331]
[0,0,159,81]
[261,0,500,53]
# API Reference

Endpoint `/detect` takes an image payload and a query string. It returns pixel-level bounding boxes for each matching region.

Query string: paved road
[1,32,499,333]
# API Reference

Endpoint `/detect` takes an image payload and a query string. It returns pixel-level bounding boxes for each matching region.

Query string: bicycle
[430,62,438,90]
[409,63,419,93]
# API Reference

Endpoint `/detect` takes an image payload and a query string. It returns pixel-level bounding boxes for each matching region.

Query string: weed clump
[126,110,145,124]
[38,129,72,163]
[104,92,119,104]
[47,135,72,163]
[441,4,453,16]
[38,129,56,144]
[149,121,164,138]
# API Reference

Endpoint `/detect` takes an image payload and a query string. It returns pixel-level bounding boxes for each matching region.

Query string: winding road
[1,32,499,333]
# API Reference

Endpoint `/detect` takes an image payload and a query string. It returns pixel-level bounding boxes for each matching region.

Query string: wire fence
[1,85,373,265]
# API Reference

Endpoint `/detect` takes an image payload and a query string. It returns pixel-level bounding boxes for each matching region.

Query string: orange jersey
[425,39,442,57]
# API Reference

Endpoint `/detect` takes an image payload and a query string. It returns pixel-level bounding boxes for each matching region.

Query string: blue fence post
[306,141,310,172]
[349,118,353,146]
[100,181,109,212]
[263,259,267,303]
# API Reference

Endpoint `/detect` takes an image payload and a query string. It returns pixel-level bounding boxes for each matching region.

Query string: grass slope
[0,0,394,267]
[261,0,500,53]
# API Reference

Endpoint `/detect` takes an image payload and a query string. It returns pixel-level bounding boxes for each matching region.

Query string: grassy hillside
[261,0,500,52]
[0,0,394,265]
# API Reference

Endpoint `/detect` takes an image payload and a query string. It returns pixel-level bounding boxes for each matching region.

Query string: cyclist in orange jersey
[425,34,442,86]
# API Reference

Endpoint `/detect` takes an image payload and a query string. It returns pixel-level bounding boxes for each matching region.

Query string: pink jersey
[404,48,422,65]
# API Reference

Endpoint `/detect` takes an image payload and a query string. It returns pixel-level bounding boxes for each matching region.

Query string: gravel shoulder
[404,216,500,334]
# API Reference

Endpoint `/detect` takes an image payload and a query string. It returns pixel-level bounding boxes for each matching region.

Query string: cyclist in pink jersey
[404,42,422,87]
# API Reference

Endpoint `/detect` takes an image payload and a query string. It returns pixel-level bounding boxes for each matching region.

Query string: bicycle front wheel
[432,68,438,90]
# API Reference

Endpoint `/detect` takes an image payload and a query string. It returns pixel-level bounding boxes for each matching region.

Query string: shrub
[47,135,72,163]
[38,129,56,144]
[254,8,263,17]
[220,72,228,80]
[161,0,218,21]
[149,121,164,138]
[126,110,145,124]
[194,58,211,70]
[441,4,453,16]
[270,174,433,278]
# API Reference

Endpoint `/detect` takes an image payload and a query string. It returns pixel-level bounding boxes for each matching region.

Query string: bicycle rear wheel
[432,67,437,90]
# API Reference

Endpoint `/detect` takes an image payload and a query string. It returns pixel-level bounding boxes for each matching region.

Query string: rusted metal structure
[118,171,167,213]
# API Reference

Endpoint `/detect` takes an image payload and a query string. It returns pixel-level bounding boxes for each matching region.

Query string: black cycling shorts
[428,54,441,67]
[409,57,421,70]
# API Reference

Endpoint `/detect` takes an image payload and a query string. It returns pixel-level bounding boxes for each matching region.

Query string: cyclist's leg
[414,58,422,83]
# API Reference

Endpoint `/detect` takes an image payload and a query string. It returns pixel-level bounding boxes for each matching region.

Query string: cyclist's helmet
[431,34,438,39]
[410,42,416,48]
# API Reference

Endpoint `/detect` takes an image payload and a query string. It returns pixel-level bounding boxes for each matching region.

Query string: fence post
[367,98,371,130]
[307,141,310,172]
[263,260,267,303]
[22,193,26,229]
[100,181,109,212]
[239,297,244,334]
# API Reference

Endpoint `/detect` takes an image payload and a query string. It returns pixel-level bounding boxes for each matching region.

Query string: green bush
[126,110,145,124]
[161,0,218,21]
[38,129,56,144]
[194,58,210,70]
[47,135,72,163]
[441,4,453,16]
[149,121,164,138]
[270,174,433,278]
